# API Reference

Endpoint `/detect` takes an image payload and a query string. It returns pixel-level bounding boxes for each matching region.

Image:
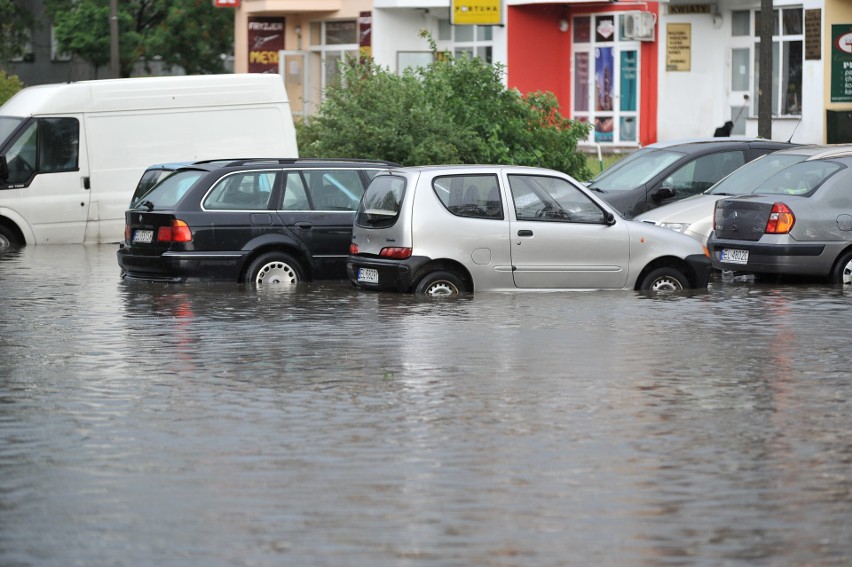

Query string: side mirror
[652,186,676,201]
[604,211,616,225]
[0,156,7,182]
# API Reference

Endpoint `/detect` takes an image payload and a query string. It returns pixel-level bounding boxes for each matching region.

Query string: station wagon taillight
[157,219,192,243]
[380,247,412,259]
[765,203,795,234]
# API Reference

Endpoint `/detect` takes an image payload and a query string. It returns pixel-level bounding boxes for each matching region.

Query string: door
[506,173,630,289]
[0,116,90,243]
[278,51,312,119]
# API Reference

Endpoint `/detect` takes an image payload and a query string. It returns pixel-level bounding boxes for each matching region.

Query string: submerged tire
[639,267,688,292]
[414,271,465,296]
[830,250,852,285]
[0,224,23,251]
[244,252,304,285]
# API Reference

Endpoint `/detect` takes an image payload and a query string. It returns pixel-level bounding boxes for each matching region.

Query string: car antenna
[787,118,802,144]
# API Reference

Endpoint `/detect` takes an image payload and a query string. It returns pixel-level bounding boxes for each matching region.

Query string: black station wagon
[117,158,396,284]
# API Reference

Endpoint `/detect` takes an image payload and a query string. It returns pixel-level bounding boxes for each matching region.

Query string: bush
[299,33,592,179]
[0,70,24,106]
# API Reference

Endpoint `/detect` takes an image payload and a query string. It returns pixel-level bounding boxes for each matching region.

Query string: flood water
[1,244,851,567]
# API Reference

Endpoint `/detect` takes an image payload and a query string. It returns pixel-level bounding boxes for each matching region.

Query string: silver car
[708,149,852,284]
[347,165,711,295]
[636,145,852,246]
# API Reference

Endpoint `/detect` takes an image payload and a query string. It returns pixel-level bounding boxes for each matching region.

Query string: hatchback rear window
[355,175,405,228]
[132,170,206,209]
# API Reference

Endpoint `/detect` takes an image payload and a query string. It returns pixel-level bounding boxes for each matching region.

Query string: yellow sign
[666,23,691,72]
[451,0,502,26]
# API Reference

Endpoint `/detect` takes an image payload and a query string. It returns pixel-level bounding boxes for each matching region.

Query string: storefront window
[751,7,803,117]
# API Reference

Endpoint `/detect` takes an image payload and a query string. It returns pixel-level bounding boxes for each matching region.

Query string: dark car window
[302,169,365,211]
[203,171,276,210]
[509,174,606,223]
[751,160,844,196]
[131,168,179,206]
[132,169,207,209]
[664,151,746,198]
[587,148,683,191]
[355,175,406,228]
[432,174,503,219]
[280,171,310,210]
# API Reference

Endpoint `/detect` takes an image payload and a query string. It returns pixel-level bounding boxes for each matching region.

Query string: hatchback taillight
[380,247,412,259]
[765,203,795,234]
[157,219,192,243]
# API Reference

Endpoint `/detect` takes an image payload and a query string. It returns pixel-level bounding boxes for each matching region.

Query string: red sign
[213,0,240,7]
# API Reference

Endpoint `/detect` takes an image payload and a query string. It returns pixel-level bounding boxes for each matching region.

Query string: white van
[0,74,298,248]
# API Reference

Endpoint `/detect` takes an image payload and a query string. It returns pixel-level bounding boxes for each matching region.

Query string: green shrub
[0,71,24,106]
[299,33,592,179]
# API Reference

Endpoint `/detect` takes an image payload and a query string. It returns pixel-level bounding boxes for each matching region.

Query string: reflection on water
[1,245,851,566]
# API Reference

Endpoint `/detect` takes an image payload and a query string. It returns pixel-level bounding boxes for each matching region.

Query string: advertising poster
[248,17,285,74]
[359,11,372,61]
[595,47,614,143]
[831,24,852,102]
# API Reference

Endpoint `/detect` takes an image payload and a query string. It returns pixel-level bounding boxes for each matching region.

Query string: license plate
[133,229,154,244]
[358,267,379,284]
[720,248,749,264]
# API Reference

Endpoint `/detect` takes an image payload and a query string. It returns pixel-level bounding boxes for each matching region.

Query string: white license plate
[721,248,749,264]
[133,229,154,244]
[358,267,379,284]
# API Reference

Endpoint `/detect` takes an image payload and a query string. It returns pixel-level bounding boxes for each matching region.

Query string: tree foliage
[299,33,592,179]
[0,0,35,68]
[0,70,24,105]
[44,0,234,77]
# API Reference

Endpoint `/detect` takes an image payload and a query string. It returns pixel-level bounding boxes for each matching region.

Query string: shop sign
[248,17,285,74]
[666,23,691,72]
[831,24,852,102]
[213,0,240,7]
[451,0,502,26]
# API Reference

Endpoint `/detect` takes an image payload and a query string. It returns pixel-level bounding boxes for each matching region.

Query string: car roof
[642,137,795,152]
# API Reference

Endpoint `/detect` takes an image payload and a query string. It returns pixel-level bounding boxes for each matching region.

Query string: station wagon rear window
[133,170,206,209]
[355,175,405,228]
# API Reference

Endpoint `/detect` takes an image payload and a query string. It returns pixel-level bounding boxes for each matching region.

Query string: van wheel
[414,271,465,296]
[639,267,688,291]
[0,225,22,250]
[830,250,852,285]
[245,252,304,285]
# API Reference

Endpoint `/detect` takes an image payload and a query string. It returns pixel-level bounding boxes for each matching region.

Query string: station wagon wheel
[414,271,466,296]
[245,251,304,285]
[830,250,852,286]
[639,267,688,292]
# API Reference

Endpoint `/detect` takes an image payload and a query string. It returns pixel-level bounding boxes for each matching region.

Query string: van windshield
[132,169,207,210]
[0,116,24,148]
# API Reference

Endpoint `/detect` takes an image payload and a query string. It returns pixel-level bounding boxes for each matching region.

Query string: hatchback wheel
[414,271,465,296]
[639,267,688,292]
[830,250,852,285]
[245,252,304,285]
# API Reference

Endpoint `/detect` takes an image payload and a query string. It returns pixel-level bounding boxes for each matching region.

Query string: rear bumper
[707,237,827,275]
[117,246,246,282]
[347,255,432,292]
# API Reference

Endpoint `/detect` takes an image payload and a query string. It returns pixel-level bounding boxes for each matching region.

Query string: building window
[572,14,640,145]
[752,8,803,117]
[308,20,359,90]
[437,20,493,64]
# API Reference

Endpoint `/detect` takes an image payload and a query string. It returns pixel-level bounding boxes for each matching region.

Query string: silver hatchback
[347,165,712,295]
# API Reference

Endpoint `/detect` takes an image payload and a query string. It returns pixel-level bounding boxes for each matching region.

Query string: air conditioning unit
[624,11,656,41]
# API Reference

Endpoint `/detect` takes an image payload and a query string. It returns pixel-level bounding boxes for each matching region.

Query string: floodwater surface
[1,244,850,567]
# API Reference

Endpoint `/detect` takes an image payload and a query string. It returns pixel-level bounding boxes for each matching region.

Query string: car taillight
[350,243,359,254]
[157,219,192,243]
[380,247,412,259]
[765,203,795,234]
[124,225,131,241]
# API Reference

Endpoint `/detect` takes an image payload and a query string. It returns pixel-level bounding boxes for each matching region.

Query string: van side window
[38,118,79,173]
[433,174,503,219]
[509,174,606,223]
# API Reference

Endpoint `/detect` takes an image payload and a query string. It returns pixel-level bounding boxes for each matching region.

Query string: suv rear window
[355,175,405,228]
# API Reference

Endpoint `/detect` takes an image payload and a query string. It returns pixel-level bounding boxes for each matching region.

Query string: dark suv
[117,158,396,284]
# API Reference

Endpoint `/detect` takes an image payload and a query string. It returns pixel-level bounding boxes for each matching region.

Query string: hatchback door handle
[517,229,533,237]
[295,222,313,229]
